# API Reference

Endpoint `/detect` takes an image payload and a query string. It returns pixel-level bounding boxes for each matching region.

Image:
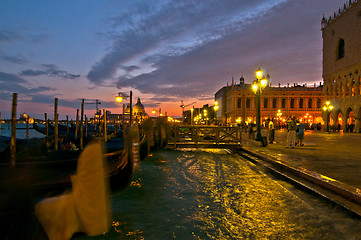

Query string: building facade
[215,77,324,126]
[322,0,361,132]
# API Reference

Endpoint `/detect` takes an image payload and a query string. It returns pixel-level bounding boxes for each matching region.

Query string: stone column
[342,112,347,132]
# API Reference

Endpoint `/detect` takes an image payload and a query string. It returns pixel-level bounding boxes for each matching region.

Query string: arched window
[317,98,321,108]
[308,98,313,108]
[290,98,295,108]
[281,98,286,108]
[263,98,268,108]
[299,98,303,108]
[272,98,277,108]
[246,98,250,108]
[338,38,345,59]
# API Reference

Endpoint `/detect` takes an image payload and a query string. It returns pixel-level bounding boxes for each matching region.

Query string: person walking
[249,122,256,140]
[286,116,297,148]
[268,118,275,144]
[296,121,304,146]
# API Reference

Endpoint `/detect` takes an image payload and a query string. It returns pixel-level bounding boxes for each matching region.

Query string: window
[237,98,242,108]
[263,98,268,109]
[290,98,295,108]
[299,98,303,108]
[281,98,286,108]
[272,98,277,108]
[308,98,313,108]
[317,98,321,108]
[246,98,250,108]
[338,38,345,59]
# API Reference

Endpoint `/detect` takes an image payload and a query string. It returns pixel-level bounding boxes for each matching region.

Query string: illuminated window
[337,38,345,60]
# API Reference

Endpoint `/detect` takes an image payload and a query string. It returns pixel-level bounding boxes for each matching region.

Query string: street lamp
[252,67,270,141]
[191,108,194,125]
[115,91,133,125]
[323,101,334,132]
[214,101,219,125]
[276,109,282,129]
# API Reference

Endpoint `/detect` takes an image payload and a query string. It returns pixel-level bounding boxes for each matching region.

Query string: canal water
[0,123,45,139]
[2,128,361,239]
[78,148,361,240]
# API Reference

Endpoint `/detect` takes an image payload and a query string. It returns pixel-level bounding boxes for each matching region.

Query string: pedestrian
[268,118,275,143]
[249,122,255,140]
[286,115,297,148]
[296,121,304,146]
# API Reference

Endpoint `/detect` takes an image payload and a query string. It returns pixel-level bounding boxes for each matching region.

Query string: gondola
[0,135,133,199]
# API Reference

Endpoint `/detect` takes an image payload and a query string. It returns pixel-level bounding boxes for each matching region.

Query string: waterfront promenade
[242,129,361,190]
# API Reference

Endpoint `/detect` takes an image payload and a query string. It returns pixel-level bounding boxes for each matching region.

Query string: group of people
[248,116,305,148]
[264,116,305,148]
[285,115,304,148]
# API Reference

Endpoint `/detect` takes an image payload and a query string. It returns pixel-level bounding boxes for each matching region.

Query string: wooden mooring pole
[75,109,79,140]
[26,116,29,140]
[10,93,17,168]
[66,115,69,133]
[85,115,88,138]
[80,99,84,149]
[103,109,107,142]
[54,98,58,151]
[129,90,133,124]
[44,113,48,137]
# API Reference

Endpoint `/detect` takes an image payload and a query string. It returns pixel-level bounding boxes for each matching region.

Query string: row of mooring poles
[6,93,118,168]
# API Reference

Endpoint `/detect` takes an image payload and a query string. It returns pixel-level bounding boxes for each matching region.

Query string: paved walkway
[241,129,361,189]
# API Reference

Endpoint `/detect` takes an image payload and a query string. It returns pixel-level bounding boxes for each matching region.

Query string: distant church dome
[125,98,146,118]
[133,98,144,112]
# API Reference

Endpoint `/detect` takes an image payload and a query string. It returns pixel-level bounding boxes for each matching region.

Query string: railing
[168,125,242,149]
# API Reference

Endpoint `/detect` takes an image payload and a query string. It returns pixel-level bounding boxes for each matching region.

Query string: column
[342,113,347,132]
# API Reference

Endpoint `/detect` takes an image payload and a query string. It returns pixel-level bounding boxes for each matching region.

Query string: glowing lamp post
[191,108,194,125]
[276,109,282,129]
[213,101,219,125]
[323,101,334,132]
[116,91,133,124]
[252,67,270,141]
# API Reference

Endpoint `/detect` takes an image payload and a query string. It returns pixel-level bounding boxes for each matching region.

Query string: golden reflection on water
[103,148,361,239]
[130,178,142,187]
[175,148,320,239]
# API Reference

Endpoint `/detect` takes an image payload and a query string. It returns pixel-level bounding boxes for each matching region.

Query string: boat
[0,136,133,199]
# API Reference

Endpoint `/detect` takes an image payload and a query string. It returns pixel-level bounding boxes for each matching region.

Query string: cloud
[0,71,57,102]
[111,0,345,100]
[0,30,21,43]
[20,64,80,79]
[0,71,28,84]
[87,0,285,85]
[1,55,28,64]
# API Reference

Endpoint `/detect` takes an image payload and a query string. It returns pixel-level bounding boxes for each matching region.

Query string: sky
[0,0,347,119]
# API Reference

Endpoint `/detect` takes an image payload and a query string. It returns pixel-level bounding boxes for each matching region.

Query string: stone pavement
[241,129,361,189]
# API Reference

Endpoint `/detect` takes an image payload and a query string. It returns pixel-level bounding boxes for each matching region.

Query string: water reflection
[79,148,361,240]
